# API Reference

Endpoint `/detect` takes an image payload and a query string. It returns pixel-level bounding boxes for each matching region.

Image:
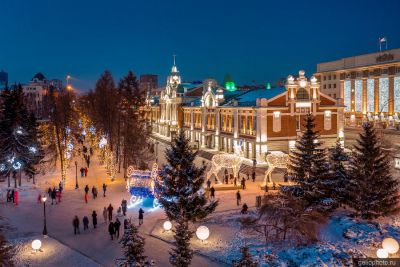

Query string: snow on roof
[224,87,286,107]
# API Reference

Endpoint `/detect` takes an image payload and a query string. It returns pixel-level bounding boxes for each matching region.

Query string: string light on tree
[29,146,37,153]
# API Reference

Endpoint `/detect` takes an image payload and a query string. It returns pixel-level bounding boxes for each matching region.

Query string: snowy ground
[2,139,399,266]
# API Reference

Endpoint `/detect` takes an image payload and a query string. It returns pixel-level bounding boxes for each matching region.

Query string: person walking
[51,188,56,204]
[121,199,127,216]
[56,190,61,203]
[206,179,211,189]
[91,186,96,199]
[83,216,89,231]
[108,221,115,240]
[114,218,121,238]
[102,183,107,197]
[241,177,246,190]
[93,187,98,199]
[138,208,144,225]
[107,204,113,221]
[92,211,98,229]
[14,190,19,206]
[236,190,241,206]
[241,203,248,214]
[37,193,42,204]
[84,185,89,194]
[73,216,80,235]
[103,207,108,223]
[47,187,52,198]
[252,171,256,182]
[123,219,129,230]
[80,167,84,178]
[84,167,88,177]
[11,190,15,203]
[210,186,215,199]
[59,181,63,193]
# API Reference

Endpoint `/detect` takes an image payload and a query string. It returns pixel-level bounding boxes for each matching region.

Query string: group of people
[44,184,63,205]
[82,183,107,203]
[5,189,18,205]
[80,167,88,177]
[73,211,98,234]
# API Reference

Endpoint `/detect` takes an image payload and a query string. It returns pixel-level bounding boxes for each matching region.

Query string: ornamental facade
[144,63,344,163]
[315,48,400,127]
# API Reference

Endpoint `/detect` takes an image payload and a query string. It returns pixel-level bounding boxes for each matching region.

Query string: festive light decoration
[377,248,389,258]
[29,146,37,153]
[207,153,242,183]
[382,237,399,254]
[99,136,107,149]
[89,126,95,134]
[127,163,160,208]
[264,151,289,184]
[82,129,86,136]
[163,221,172,231]
[0,164,5,172]
[12,161,22,170]
[65,126,71,135]
[31,239,42,251]
[196,226,210,241]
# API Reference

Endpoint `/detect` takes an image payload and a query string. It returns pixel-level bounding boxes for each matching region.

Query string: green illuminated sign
[225,81,236,91]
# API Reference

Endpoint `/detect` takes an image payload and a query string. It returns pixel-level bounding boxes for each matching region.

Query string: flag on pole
[379,37,388,51]
[379,37,387,43]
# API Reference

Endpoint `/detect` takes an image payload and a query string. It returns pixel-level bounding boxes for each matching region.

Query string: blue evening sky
[1,0,399,91]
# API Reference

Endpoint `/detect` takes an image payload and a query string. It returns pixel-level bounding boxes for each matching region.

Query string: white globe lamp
[32,239,42,251]
[163,221,172,231]
[382,237,399,254]
[377,248,389,259]
[196,226,210,241]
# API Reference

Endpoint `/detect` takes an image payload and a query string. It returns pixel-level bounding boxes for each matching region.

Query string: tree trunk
[33,174,35,185]
[116,113,121,173]
[7,174,10,188]
[13,172,17,188]
[18,170,21,186]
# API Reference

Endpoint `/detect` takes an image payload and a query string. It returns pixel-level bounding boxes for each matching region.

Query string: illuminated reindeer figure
[264,151,289,185]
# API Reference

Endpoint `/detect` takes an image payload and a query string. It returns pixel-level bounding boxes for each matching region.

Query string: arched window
[296,88,310,100]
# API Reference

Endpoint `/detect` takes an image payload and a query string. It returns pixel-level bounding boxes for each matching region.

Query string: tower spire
[173,54,176,66]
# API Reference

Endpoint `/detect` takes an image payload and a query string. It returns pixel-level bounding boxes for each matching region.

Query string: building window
[344,80,351,112]
[329,84,331,89]
[367,79,375,112]
[379,77,389,112]
[395,157,400,169]
[273,111,281,132]
[334,93,337,99]
[333,75,336,80]
[324,76,326,81]
[296,88,309,100]
[323,84,326,89]
[328,75,331,80]
[334,84,337,88]
[324,110,332,130]
[355,80,363,112]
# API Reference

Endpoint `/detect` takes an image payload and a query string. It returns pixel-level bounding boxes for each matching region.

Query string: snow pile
[10,235,101,267]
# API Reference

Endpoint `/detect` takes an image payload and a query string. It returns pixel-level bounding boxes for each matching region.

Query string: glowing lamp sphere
[163,221,172,231]
[377,248,389,258]
[32,239,42,250]
[299,80,307,88]
[196,226,210,241]
[382,237,399,254]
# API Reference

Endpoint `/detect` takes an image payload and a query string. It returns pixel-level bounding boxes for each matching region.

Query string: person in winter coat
[123,219,129,230]
[14,190,19,206]
[56,190,61,203]
[80,167,84,177]
[37,193,42,204]
[93,187,98,199]
[83,216,89,231]
[103,207,108,223]
[73,216,80,235]
[51,188,56,204]
[114,218,121,238]
[84,193,88,204]
[210,186,215,199]
[241,203,248,214]
[6,190,10,202]
[84,185,89,194]
[241,178,246,190]
[92,211,97,229]
[47,187,52,197]
[108,222,115,240]
[117,207,122,217]
[252,171,256,182]
[107,204,113,221]
[84,167,88,177]
[236,190,241,206]
[91,186,96,199]
[138,208,144,225]
[102,183,107,197]
[59,181,63,193]
[206,179,211,189]
[89,147,93,156]
[121,199,127,216]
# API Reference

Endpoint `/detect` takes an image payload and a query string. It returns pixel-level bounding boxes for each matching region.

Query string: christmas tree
[347,122,399,219]
[233,246,257,267]
[286,113,331,209]
[156,131,218,267]
[328,139,349,206]
[119,223,147,267]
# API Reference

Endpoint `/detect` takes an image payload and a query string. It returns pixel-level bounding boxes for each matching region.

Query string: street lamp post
[75,161,78,189]
[42,196,48,236]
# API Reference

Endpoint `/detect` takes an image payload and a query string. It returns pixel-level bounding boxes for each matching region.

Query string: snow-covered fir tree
[286,113,332,209]
[347,122,399,219]
[155,131,218,267]
[233,246,257,267]
[328,139,349,206]
[119,223,147,267]
[0,86,42,187]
